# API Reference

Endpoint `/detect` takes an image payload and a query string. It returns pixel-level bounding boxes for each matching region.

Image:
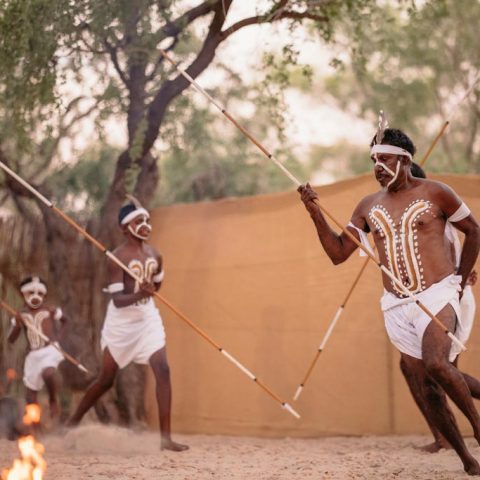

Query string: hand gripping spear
[291,72,480,401]
[0,299,89,374]
[155,47,467,357]
[0,162,300,419]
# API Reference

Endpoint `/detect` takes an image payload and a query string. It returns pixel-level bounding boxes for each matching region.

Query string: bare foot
[161,438,189,452]
[416,441,451,453]
[65,415,80,427]
[464,457,480,476]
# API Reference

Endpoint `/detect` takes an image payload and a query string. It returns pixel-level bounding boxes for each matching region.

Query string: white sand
[1,425,478,479]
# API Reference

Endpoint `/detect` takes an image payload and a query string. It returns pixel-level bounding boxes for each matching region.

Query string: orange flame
[22,405,41,426]
[2,406,46,480]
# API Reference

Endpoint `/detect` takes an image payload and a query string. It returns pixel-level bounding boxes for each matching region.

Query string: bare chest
[21,310,51,349]
[366,199,443,295]
[126,256,158,282]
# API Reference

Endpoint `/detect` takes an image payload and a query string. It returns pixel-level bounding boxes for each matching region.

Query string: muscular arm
[435,181,480,289]
[298,184,361,264]
[452,216,480,290]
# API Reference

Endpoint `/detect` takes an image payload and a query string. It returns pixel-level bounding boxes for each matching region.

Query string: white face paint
[374,156,401,189]
[20,278,47,309]
[22,288,46,309]
[371,144,412,191]
[128,215,152,240]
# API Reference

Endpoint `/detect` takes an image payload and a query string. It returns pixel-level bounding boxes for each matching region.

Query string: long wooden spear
[292,71,480,400]
[156,47,467,352]
[0,161,300,419]
[0,299,89,374]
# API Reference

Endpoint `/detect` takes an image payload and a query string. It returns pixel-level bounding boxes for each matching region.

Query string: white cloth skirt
[381,274,462,361]
[23,345,64,391]
[101,298,166,369]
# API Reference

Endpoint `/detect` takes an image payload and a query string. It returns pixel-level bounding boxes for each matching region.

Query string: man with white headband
[8,275,67,418]
[68,200,188,452]
[298,127,480,475]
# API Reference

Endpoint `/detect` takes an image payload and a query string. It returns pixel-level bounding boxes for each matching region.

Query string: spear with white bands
[0,161,300,419]
[157,48,466,353]
[293,256,370,401]
[292,71,480,400]
[0,299,89,374]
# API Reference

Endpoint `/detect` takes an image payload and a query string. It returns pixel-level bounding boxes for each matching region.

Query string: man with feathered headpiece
[297,114,480,475]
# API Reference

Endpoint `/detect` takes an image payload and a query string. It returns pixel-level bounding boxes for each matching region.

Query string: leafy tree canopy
[315,0,480,178]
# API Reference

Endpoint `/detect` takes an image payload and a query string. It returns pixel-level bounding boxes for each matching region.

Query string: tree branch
[142,1,233,158]
[32,101,101,181]
[146,35,179,83]
[104,39,130,87]
[220,8,328,40]
[161,1,217,39]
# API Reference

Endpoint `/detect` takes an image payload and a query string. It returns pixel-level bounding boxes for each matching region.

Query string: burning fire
[22,405,41,426]
[1,404,46,480]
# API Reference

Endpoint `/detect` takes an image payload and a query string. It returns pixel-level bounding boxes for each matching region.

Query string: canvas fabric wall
[145,173,480,437]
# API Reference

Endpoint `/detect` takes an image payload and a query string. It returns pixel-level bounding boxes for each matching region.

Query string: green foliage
[0,0,79,145]
[46,144,118,218]
[0,0,388,211]
[320,0,480,177]
[157,70,306,205]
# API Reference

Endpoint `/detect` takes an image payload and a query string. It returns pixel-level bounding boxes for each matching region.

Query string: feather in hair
[125,193,143,209]
[375,110,389,145]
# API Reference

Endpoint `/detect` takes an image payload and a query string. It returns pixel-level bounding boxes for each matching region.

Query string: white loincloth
[381,274,462,361]
[455,285,476,352]
[101,298,166,369]
[23,345,64,391]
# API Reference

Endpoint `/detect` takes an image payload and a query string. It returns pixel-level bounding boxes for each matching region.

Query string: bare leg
[25,388,38,405]
[399,356,450,452]
[42,367,59,418]
[149,348,188,452]
[422,306,480,475]
[452,357,480,400]
[67,348,118,426]
[463,373,480,400]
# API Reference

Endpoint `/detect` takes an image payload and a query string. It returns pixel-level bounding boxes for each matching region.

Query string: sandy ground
[1,425,479,479]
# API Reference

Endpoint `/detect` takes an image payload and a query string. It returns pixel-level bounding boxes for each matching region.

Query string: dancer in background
[8,276,67,418]
[68,199,188,452]
[401,162,479,452]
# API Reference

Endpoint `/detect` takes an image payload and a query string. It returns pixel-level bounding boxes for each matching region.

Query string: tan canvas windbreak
[145,173,480,437]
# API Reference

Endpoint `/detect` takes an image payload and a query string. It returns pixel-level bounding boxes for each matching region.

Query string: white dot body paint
[369,200,431,296]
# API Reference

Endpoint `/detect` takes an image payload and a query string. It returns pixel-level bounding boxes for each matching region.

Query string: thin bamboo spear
[293,254,370,400]
[292,70,480,400]
[0,161,300,419]
[0,299,89,374]
[156,47,466,353]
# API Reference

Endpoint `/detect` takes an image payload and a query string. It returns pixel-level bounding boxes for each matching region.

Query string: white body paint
[128,257,159,305]
[20,310,50,350]
[369,200,432,296]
